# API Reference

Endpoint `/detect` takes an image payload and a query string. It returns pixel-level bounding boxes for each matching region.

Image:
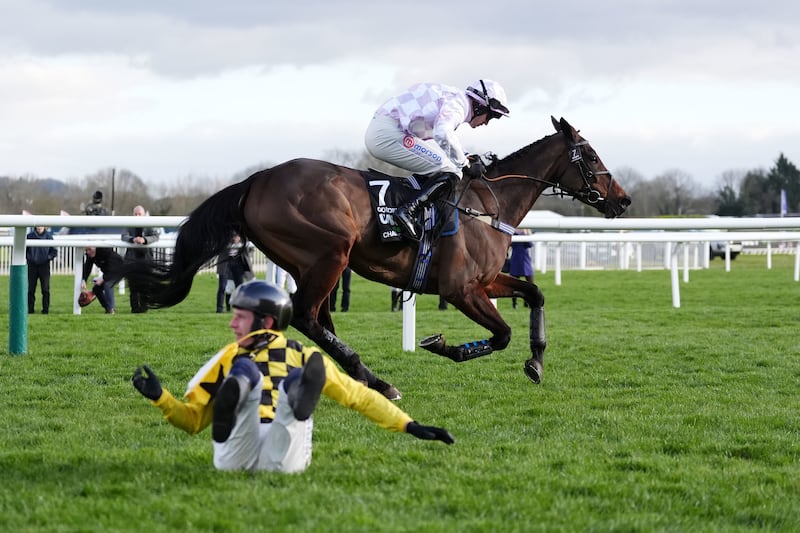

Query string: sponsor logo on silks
[413,144,442,163]
[404,138,442,163]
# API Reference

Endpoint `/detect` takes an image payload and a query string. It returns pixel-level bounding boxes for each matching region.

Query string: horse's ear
[551,115,561,132]
[557,117,579,143]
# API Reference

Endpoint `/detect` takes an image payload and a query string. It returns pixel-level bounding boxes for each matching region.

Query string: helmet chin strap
[470,98,488,119]
[251,315,266,333]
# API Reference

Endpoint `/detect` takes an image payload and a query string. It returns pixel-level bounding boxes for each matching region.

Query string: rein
[483,140,612,205]
[451,140,612,235]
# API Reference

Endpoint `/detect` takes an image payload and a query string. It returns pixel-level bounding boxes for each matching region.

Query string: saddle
[360,169,459,244]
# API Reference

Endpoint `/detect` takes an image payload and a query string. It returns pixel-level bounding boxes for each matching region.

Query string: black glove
[132,365,163,401]
[463,154,486,179]
[406,421,455,445]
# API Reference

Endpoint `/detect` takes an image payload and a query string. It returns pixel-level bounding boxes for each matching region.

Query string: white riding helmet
[465,79,510,118]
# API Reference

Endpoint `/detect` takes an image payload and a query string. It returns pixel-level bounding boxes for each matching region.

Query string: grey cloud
[6,1,798,79]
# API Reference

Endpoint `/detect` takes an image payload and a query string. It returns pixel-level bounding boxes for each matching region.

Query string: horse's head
[550,116,631,218]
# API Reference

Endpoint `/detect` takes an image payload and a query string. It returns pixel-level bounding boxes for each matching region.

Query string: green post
[9,227,28,355]
[9,265,28,355]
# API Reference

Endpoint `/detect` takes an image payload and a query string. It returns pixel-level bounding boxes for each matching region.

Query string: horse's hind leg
[318,296,335,334]
[295,317,402,400]
[290,278,402,401]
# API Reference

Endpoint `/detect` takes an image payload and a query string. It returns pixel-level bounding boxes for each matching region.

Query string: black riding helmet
[230,280,293,331]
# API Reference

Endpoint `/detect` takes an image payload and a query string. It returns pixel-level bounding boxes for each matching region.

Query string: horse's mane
[487,133,554,171]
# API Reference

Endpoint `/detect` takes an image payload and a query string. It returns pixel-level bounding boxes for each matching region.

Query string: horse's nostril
[622,196,632,208]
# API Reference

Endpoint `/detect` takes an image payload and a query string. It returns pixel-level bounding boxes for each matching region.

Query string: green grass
[1,255,799,532]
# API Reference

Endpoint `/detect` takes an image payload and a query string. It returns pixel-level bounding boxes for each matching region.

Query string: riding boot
[394,172,457,239]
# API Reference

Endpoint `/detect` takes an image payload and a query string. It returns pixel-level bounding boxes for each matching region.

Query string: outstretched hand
[406,421,455,445]
[132,365,163,401]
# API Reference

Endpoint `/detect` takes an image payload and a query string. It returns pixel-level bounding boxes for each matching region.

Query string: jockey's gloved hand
[132,365,163,401]
[406,421,455,444]
[464,154,486,179]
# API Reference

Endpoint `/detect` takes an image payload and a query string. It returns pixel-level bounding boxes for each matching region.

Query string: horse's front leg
[419,333,497,362]
[429,304,545,383]
[525,304,546,384]
[503,275,546,384]
[419,283,512,363]
[453,273,546,384]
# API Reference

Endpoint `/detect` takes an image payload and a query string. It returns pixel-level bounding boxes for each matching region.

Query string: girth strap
[459,206,515,235]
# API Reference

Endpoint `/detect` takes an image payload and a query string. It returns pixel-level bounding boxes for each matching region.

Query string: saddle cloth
[360,169,458,243]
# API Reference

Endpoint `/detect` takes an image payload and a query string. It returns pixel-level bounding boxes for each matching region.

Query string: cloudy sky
[2,0,799,190]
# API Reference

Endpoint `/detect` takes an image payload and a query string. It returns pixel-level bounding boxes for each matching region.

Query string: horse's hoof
[419,334,445,354]
[523,358,542,384]
[373,379,402,401]
[381,385,403,401]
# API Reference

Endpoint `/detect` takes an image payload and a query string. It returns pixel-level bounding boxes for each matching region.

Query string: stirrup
[395,208,420,239]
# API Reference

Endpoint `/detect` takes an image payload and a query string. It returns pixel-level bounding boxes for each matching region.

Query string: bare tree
[649,169,703,215]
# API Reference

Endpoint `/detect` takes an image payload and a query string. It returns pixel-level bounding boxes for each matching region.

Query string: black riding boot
[394,172,457,239]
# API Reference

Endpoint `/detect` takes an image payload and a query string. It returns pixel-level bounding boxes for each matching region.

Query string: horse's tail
[121,176,255,309]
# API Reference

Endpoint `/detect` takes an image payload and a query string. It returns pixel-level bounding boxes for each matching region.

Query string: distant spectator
[26,226,57,314]
[509,229,534,309]
[121,205,160,313]
[216,256,233,313]
[216,233,252,313]
[82,247,124,314]
[329,267,351,312]
[85,190,109,216]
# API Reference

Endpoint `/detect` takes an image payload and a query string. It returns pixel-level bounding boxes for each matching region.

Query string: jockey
[365,79,510,239]
[132,280,453,473]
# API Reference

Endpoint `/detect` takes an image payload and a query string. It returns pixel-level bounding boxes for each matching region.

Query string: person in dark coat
[121,205,160,313]
[82,247,124,314]
[84,190,109,216]
[509,229,534,309]
[216,233,252,313]
[26,226,57,314]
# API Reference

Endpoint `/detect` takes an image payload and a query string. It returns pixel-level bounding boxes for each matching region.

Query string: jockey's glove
[406,421,455,444]
[464,154,486,179]
[132,365,163,401]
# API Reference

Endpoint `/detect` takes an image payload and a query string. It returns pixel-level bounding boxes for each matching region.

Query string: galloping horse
[124,117,630,400]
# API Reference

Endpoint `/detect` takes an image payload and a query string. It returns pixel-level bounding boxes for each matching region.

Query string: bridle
[564,140,613,204]
[483,140,613,205]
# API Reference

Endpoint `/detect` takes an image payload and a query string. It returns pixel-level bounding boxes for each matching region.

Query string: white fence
[3,214,800,354]
[0,233,275,277]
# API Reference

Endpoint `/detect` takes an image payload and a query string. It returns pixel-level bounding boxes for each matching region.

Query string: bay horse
[124,116,630,400]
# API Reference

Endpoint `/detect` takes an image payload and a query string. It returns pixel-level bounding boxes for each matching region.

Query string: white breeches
[365,114,461,177]
[213,380,313,473]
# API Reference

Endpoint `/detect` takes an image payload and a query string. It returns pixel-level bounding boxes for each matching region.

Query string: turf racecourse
[1,255,799,532]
